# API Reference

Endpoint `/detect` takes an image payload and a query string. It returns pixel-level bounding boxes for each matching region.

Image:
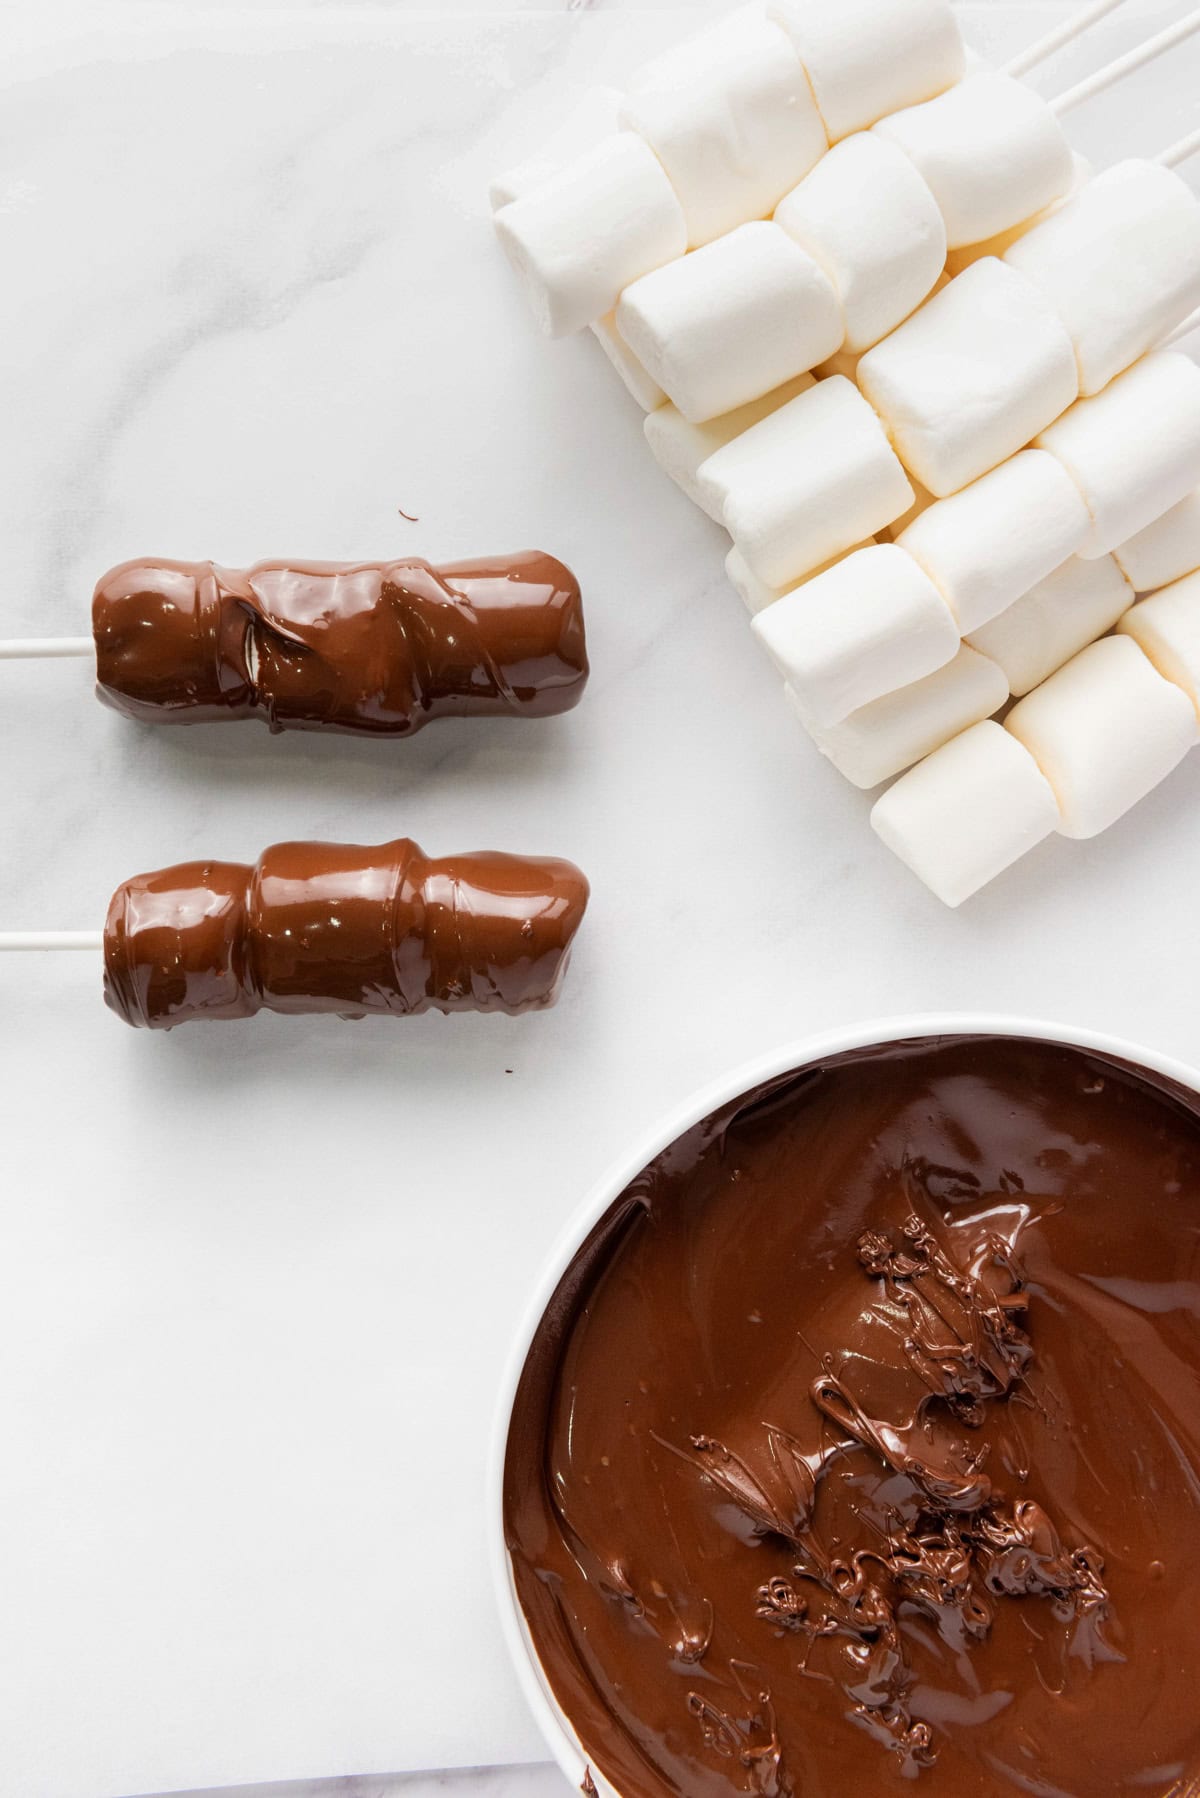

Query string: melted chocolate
[92,552,587,735]
[504,1037,1200,1797]
[103,837,588,1028]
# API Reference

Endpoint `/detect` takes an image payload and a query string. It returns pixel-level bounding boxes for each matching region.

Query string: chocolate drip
[103,837,588,1028]
[92,552,587,735]
[504,1037,1200,1797]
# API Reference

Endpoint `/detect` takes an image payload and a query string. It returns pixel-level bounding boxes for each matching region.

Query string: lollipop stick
[1005,0,1130,79]
[1052,7,1200,114]
[1160,125,1200,169]
[0,637,93,660]
[0,933,103,951]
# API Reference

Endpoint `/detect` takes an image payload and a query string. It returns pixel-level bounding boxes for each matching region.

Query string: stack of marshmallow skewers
[491,0,1200,905]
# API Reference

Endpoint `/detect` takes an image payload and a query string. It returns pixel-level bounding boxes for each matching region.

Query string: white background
[1,4,1198,1797]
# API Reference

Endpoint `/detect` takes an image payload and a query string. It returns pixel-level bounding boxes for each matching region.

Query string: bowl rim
[487,1011,1200,1797]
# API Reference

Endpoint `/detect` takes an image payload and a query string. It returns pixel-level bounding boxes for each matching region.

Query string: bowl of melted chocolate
[496,1023,1200,1798]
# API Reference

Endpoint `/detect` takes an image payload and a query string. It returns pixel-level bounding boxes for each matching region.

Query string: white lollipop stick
[1052,8,1200,115]
[1160,126,1200,170]
[0,637,93,659]
[0,932,102,951]
[1005,0,1130,79]
[1165,307,1200,347]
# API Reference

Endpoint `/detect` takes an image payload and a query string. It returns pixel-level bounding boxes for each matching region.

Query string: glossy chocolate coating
[92,552,587,735]
[505,1037,1200,1797]
[103,837,588,1028]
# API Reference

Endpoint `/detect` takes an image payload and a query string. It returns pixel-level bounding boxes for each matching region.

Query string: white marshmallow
[1005,161,1200,397]
[700,376,914,589]
[615,222,843,423]
[644,373,815,517]
[896,449,1089,633]
[858,259,1079,497]
[622,9,827,249]
[726,541,868,615]
[1119,573,1200,722]
[873,73,1074,251]
[1005,635,1198,838]
[590,311,666,411]
[768,0,965,143]
[871,721,1060,906]
[1037,352,1200,558]
[945,154,1091,275]
[488,87,624,210]
[751,542,958,726]
[1114,488,1200,594]
[774,133,946,352]
[494,133,687,337]
[791,644,1008,789]
[967,555,1133,697]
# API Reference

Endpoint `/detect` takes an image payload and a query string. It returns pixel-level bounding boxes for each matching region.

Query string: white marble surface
[2,5,1200,1798]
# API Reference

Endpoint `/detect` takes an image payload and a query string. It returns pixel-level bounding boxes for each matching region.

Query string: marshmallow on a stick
[873,72,1075,251]
[870,721,1060,907]
[945,153,1091,275]
[1114,488,1200,594]
[1037,352,1200,557]
[725,540,869,615]
[1005,636,1198,838]
[858,259,1079,497]
[644,373,815,518]
[615,222,842,423]
[1005,161,1200,397]
[790,643,1007,788]
[494,133,687,337]
[1119,573,1200,719]
[590,311,667,411]
[967,555,1133,697]
[699,376,914,589]
[774,133,946,352]
[752,542,957,726]
[768,0,965,143]
[896,449,1090,632]
[621,6,827,249]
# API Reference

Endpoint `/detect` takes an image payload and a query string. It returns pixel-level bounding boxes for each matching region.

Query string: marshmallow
[873,73,1074,251]
[1119,573,1200,721]
[897,449,1090,633]
[774,133,946,353]
[726,541,868,615]
[945,154,1091,275]
[1037,352,1200,557]
[494,133,687,337]
[1005,635,1198,838]
[792,643,1008,789]
[644,373,815,517]
[622,8,827,249]
[700,376,914,589]
[871,721,1060,906]
[1005,161,1200,397]
[590,311,666,411]
[858,259,1079,497]
[1114,488,1200,594]
[488,88,623,210]
[768,0,965,143]
[751,542,958,725]
[967,555,1133,697]
[615,222,843,423]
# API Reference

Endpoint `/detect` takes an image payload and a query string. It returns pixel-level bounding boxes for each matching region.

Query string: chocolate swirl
[92,552,587,735]
[103,837,589,1028]
[505,1037,1200,1797]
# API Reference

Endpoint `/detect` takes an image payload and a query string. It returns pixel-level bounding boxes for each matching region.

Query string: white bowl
[488,1011,1200,1797]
